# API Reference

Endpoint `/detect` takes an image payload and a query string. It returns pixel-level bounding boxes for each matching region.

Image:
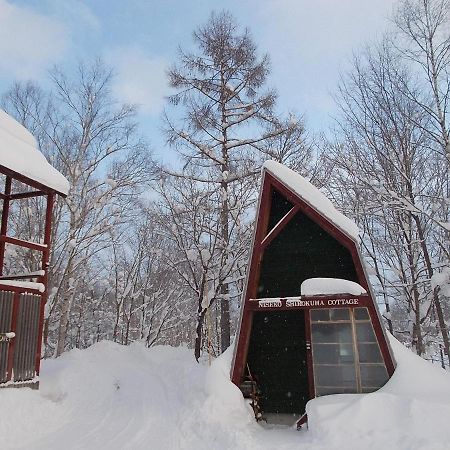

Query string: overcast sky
[0,0,397,157]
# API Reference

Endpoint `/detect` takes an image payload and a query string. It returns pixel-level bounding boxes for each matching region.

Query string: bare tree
[2,60,151,356]
[152,173,251,360]
[164,11,306,353]
[331,37,449,364]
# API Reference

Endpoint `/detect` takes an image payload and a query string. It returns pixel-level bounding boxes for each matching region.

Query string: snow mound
[263,161,359,241]
[307,336,450,450]
[301,278,367,296]
[0,109,69,195]
[1,337,449,449]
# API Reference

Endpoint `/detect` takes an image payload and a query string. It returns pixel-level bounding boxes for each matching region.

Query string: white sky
[0,0,397,157]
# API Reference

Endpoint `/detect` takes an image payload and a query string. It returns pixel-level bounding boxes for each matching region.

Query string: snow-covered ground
[1,337,449,450]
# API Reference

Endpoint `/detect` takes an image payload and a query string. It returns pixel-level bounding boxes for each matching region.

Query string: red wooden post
[35,193,55,374]
[0,176,12,276]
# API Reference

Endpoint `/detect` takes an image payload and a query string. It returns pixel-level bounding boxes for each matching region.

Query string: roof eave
[0,165,68,198]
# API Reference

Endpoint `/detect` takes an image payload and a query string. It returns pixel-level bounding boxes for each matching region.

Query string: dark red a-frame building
[231,161,395,426]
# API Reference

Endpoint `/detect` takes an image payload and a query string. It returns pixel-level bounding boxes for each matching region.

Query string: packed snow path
[1,338,450,450]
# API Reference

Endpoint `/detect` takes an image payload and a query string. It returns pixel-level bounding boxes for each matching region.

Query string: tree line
[1,0,449,367]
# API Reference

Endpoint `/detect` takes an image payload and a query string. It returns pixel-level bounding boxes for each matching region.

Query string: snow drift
[1,337,449,450]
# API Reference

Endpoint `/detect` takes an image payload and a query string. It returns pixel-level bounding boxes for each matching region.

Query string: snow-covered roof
[301,278,367,296]
[0,109,69,196]
[263,160,359,241]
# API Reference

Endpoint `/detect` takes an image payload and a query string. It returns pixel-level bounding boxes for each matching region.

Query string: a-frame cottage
[0,109,69,388]
[231,161,395,426]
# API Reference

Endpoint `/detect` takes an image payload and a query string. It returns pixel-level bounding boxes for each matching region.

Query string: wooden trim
[0,177,12,276]
[9,191,46,200]
[231,174,272,385]
[0,165,66,197]
[0,273,42,280]
[260,204,300,250]
[367,303,396,376]
[304,309,315,400]
[0,235,47,252]
[247,295,370,311]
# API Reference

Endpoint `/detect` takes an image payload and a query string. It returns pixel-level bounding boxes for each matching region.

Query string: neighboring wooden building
[0,109,69,388]
[231,161,395,426]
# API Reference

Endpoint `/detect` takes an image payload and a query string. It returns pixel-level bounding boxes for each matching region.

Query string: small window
[312,323,353,344]
[354,307,370,321]
[357,343,383,363]
[313,343,354,364]
[330,308,350,321]
[356,322,377,342]
[311,309,329,322]
[360,364,389,388]
[315,364,357,388]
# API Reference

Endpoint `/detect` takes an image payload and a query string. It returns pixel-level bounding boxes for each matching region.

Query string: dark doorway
[246,310,309,420]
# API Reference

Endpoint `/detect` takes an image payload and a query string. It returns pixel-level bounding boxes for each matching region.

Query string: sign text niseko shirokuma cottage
[230,161,396,427]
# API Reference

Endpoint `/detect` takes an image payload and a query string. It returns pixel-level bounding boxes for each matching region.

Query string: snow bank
[301,278,367,296]
[0,109,69,195]
[263,161,359,241]
[1,337,449,449]
[306,336,450,450]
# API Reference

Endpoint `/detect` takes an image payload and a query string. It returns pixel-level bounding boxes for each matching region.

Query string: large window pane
[315,364,357,388]
[355,322,377,342]
[330,308,350,321]
[316,386,356,396]
[310,309,329,322]
[313,344,354,364]
[312,323,353,343]
[358,343,383,363]
[354,307,370,321]
[360,364,389,387]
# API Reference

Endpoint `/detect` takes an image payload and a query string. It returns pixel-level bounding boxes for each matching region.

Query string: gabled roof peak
[263,160,359,242]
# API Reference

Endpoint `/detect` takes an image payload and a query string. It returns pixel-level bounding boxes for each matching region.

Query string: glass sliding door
[310,307,389,396]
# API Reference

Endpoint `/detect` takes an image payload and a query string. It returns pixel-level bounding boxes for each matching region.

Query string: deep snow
[1,337,449,450]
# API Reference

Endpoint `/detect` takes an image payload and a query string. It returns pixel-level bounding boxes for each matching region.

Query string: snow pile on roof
[301,278,367,296]
[1,338,449,449]
[263,161,359,241]
[0,109,69,196]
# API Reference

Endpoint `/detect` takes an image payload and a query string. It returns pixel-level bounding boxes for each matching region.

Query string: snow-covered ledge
[0,280,45,293]
[301,278,367,297]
